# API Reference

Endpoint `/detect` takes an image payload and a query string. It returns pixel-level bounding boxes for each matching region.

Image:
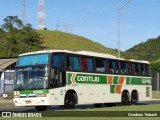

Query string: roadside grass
[0,102,14,106]
[0,97,14,106]
[152,91,160,99]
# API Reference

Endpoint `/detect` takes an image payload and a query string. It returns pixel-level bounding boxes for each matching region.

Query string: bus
[13,50,152,111]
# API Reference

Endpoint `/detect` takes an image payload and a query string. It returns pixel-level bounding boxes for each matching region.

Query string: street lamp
[118,0,131,58]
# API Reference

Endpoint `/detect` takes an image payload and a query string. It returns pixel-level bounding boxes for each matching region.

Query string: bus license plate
[25,100,31,104]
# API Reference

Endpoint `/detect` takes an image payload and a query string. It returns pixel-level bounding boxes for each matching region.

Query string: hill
[125,36,160,61]
[37,30,116,55]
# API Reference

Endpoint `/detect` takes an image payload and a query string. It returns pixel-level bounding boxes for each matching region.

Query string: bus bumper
[13,97,49,106]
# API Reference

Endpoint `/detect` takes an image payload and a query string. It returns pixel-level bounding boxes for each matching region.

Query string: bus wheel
[94,103,103,108]
[131,91,138,105]
[35,106,48,111]
[122,92,129,106]
[104,103,116,107]
[64,93,76,109]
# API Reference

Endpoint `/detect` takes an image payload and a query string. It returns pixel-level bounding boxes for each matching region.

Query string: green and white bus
[13,50,151,111]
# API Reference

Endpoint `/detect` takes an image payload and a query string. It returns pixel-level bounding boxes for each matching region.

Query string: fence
[0,70,14,95]
[152,72,160,98]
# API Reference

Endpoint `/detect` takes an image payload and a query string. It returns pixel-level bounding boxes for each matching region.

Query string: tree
[151,59,160,73]
[0,16,43,57]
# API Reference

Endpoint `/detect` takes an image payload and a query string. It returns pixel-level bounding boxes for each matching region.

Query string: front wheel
[35,106,48,111]
[64,93,76,109]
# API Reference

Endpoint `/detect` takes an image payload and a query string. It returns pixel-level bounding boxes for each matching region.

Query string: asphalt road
[0,99,160,112]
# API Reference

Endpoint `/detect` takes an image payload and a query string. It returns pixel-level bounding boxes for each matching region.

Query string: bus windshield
[14,66,48,90]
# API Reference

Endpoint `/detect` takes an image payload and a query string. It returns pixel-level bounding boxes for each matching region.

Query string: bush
[151,59,160,73]
[3,91,14,99]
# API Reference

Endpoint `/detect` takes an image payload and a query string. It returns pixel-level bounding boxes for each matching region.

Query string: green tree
[151,59,160,73]
[0,16,43,57]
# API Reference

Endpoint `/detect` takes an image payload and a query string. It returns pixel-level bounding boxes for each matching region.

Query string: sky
[0,0,160,51]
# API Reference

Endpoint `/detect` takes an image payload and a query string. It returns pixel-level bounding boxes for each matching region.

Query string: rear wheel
[64,93,76,109]
[35,106,48,111]
[122,92,129,106]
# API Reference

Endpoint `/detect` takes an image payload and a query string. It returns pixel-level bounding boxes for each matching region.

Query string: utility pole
[56,24,60,38]
[21,0,26,24]
[64,24,72,34]
[118,0,131,58]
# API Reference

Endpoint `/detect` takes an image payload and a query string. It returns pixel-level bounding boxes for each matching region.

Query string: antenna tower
[21,0,26,24]
[37,0,46,29]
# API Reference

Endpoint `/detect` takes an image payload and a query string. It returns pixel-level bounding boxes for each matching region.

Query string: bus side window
[66,56,74,70]
[139,64,145,76]
[125,62,129,74]
[144,64,147,76]
[134,63,139,75]
[120,61,126,74]
[108,60,112,73]
[52,54,65,69]
[81,57,87,71]
[81,57,94,72]
[87,58,94,72]
[95,58,107,73]
[73,56,81,70]
[111,61,119,74]
[146,64,151,76]
[129,63,134,75]
[66,55,81,71]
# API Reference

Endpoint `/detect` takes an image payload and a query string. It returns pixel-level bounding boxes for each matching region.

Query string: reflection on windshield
[14,66,48,90]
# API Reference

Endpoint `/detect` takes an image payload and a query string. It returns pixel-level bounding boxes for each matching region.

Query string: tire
[94,103,103,108]
[131,92,138,105]
[122,92,129,106]
[35,106,48,111]
[104,103,116,107]
[64,93,76,109]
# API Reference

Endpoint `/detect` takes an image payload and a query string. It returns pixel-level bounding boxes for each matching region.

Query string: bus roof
[19,49,150,64]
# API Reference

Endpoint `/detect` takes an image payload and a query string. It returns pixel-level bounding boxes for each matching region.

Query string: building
[0,58,17,95]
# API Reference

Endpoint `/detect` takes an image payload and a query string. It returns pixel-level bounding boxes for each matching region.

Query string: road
[0,99,160,112]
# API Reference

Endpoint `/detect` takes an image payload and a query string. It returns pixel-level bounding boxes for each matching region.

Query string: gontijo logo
[77,76,99,83]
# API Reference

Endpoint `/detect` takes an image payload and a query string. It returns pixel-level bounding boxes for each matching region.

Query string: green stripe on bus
[19,89,49,94]
[110,85,116,93]
[113,76,119,84]
[126,77,151,85]
[67,73,72,84]
[75,74,107,84]
[67,72,151,85]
